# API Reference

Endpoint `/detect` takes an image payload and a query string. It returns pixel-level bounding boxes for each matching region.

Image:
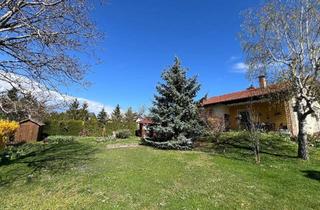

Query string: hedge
[43,120,137,137]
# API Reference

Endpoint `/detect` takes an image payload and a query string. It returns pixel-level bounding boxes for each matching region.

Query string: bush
[115,129,131,139]
[45,136,76,144]
[43,120,83,136]
[43,120,137,137]
[0,120,19,149]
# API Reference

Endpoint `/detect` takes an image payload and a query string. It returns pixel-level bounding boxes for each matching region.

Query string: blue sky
[68,0,261,113]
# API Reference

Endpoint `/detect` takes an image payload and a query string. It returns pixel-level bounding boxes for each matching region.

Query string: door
[224,114,231,131]
[239,111,251,130]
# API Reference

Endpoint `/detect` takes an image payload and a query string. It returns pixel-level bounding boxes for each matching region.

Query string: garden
[0,132,319,209]
[0,55,319,210]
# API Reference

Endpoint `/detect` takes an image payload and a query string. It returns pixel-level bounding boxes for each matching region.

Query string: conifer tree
[80,102,90,121]
[124,107,137,122]
[0,88,48,121]
[97,108,108,124]
[111,104,122,122]
[67,99,80,120]
[149,57,203,146]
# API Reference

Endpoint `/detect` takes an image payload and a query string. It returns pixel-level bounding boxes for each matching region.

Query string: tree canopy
[97,108,108,124]
[0,0,101,115]
[149,57,203,145]
[240,0,320,160]
[111,104,122,122]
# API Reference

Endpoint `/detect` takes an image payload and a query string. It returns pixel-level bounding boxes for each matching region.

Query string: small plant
[308,132,320,148]
[0,120,19,149]
[0,143,44,163]
[115,129,131,139]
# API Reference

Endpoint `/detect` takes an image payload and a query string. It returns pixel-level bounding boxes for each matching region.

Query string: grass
[0,133,319,209]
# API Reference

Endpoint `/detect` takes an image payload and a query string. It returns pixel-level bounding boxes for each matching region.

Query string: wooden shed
[14,119,45,143]
[136,117,155,138]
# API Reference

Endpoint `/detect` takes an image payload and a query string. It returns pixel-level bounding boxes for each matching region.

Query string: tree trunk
[297,118,309,160]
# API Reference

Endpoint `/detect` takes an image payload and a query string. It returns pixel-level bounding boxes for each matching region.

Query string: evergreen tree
[67,99,80,120]
[111,104,122,122]
[149,57,203,144]
[0,88,48,121]
[20,93,48,120]
[124,107,137,122]
[0,88,20,120]
[7,87,19,102]
[97,108,108,124]
[80,101,90,121]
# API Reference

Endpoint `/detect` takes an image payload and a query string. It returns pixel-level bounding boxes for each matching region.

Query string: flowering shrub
[205,117,225,141]
[0,120,19,148]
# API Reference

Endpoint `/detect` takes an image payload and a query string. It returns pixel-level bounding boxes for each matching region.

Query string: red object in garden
[136,117,155,138]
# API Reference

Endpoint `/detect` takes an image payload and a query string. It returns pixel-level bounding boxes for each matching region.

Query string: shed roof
[19,118,45,126]
[136,117,154,124]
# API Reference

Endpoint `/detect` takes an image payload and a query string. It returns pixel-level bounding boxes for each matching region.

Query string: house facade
[202,76,320,136]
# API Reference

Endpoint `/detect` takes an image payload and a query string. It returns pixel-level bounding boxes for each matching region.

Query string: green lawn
[0,133,319,209]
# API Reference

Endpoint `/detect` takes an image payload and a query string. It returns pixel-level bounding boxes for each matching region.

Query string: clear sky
[68,0,262,113]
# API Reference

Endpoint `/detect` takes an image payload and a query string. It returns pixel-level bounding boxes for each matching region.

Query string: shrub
[204,117,225,142]
[0,120,19,149]
[43,120,83,136]
[43,120,137,137]
[45,136,76,144]
[115,129,131,139]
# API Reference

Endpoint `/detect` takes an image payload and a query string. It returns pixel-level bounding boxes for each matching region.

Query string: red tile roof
[202,84,285,106]
[137,117,154,124]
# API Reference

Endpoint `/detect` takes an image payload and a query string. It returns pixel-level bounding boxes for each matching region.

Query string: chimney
[258,75,267,88]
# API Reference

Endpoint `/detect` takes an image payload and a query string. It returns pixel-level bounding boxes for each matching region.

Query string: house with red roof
[202,76,320,136]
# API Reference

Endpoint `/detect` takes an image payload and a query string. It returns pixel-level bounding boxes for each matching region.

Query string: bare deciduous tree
[0,0,101,116]
[240,0,320,160]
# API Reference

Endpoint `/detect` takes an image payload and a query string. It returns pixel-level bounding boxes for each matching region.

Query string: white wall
[305,102,320,134]
[291,100,320,135]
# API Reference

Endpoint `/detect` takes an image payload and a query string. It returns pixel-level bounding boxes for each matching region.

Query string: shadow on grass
[301,170,320,182]
[0,140,97,186]
[195,132,297,162]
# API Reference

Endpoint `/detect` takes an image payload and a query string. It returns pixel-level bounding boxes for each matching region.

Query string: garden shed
[136,117,154,138]
[14,118,45,143]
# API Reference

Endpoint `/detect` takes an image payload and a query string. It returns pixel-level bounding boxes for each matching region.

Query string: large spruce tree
[149,57,203,147]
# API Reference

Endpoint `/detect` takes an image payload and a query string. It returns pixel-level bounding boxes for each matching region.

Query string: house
[14,118,45,143]
[202,76,320,136]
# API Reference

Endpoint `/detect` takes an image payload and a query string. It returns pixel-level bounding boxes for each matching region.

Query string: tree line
[50,99,140,124]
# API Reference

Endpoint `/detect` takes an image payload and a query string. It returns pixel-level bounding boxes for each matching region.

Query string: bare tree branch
[239,0,320,160]
[0,0,102,116]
